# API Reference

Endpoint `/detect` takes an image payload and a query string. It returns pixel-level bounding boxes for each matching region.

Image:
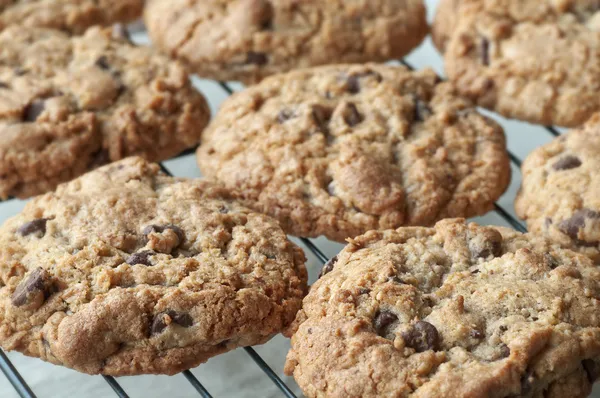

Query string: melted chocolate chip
[89,149,110,169]
[374,311,398,336]
[552,155,582,171]
[218,205,229,214]
[544,253,560,269]
[558,208,600,240]
[11,267,51,307]
[345,71,383,94]
[520,371,535,395]
[0,82,7,88]
[469,232,503,259]
[412,95,432,122]
[151,310,193,335]
[14,67,27,76]
[23,100,46,122]
[318,255,338,278]
[358,288,371,295]
[95,56,111,70]
[143,224,185,245]
[126,250,155,266]
[499,343,510,359]
[342,103,363,127]
[112,24,131,42]
[401,321,440,352]
[481,38,490,66]
[312,105,331,132]
[470,330,483,339]
[257,0,274,30]
[246,52,268,65]
[583,359,599,383]
[277,109,295,123]
[17,218,48,237]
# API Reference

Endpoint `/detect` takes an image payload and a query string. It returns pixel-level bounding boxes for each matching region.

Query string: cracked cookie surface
[516,113,600,263]
[438,0,600,127]
[197,64,511,242]
[0,157,308,375]
[144,0,428,83]
[0,25,210,199]
[284,219,600,398]
[0,0,143,33]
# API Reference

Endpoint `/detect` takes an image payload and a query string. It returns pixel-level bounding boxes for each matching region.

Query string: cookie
[438,0,600,127]
[431,0,462,52]
[0,25,210,199]
[144,0,429,84]
[197,64,511,242]
[0,157,308,376]
[516,113,600,263]
[284,219,600,398]
[0,0,143,34]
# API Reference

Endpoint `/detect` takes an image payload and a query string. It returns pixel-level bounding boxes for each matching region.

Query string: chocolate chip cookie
[0,25,210,199]
[0,0,143,34]
[0,157,308,375]
[516,113,600,263]
[284,219,600,398]
[144,0,428,83]
[437,0,600,127]
[197,64,511,242]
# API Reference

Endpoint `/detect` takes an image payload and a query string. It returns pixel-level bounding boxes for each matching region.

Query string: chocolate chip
[246,52,268,65]
[318,255,338,278]
[469,231,503,259]
[583,359,599,383]
[520,371,534,395]
[312,105,331,132]
[552,155,582,171]
[345,71,383,94]
[342,103,363,127]
[481,38,490,66]
[499,325,508,332]
[151,310,193,335]
[11,268,51,307]
[374,311,398,336]
[277,109,295,123]
[218,205,229,214]
[412,95,433,122]
[143,224,185,245]
[95,56,111,70]
[126,250,155,266]
[499,343,510,358]
[23,100,46,122]
[401,321,440,352]
[112,24,131,42]
[256,0,274,30]
[359,288,371,295]
[558,208,600,240]
[0,82,7,88]
[470,329,483,339]
[14,67,27,76]
[544,253,560,269]
[389,275,405,284]
[17,218,48,237]
[89,149,110,169]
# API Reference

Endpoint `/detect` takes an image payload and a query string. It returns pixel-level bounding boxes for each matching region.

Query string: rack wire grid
[1,2,599,397]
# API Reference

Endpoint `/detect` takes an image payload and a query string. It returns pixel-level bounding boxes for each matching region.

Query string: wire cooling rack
[1,3,599,396]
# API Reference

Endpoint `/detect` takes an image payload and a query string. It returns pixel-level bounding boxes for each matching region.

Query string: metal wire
[244,348,297,398]
[183,371,213,398]
[102,376,129,398]
[0,350,36,398]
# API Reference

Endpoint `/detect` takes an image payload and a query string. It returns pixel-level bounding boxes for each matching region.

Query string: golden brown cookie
[285,219,600,398]
[438,0,600,127]
[0,157,308,375]
[197,64,511,242]
[516,113,600,263]
[0,0,143,34]
[0,25,210,199]
[144,0,429,83]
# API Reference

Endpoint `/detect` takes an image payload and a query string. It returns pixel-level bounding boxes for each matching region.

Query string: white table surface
[0,1,598,397]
